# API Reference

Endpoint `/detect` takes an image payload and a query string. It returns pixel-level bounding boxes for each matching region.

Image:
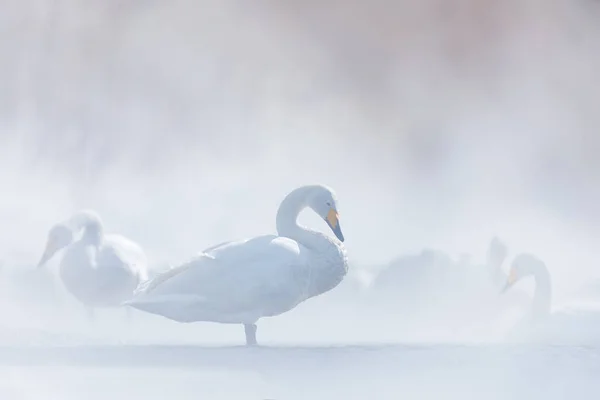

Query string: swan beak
[37,240,58,268]
[326,208,344,242]
[501,268,518,294]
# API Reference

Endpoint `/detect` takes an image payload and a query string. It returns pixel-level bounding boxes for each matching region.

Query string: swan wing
[102,234,149,281]
[127,235,311,322]
[58,236,146,306]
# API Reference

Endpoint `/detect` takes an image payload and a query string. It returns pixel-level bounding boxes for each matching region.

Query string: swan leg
[244,323,257,346]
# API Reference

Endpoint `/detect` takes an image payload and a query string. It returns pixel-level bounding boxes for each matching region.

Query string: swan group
[23,182,596,347]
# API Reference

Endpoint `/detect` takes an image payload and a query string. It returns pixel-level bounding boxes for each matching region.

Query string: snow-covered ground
[0,343,598,400]
[0,279,598,400]
[0,256,598,400]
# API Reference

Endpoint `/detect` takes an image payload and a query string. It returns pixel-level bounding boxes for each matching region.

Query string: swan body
[126,184,348,345]
[502,253,600,344]
[38,210,148,319]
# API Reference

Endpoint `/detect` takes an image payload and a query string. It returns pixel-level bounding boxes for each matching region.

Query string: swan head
[306,185,344,242]
[501,253,545,294]
[37,224,73,267]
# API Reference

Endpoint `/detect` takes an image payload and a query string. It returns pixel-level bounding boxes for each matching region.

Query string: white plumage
[38,210,148,319]
[502,253,600,344]
[126,184,348,345]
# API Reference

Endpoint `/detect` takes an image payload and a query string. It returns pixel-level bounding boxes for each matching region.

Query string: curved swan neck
[68,210,104,246]
[486,256,506,289]
[275,186,314,240]
[530,263,552,319]
[275,186,348,299]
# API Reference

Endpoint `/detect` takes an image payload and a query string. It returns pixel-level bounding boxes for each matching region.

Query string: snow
[0,343,598,400]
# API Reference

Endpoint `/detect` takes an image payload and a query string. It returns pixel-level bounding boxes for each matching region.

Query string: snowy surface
[0,261,599,400]
[0,343,598,400]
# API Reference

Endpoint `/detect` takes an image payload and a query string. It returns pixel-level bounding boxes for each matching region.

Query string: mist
[1,0,600,398]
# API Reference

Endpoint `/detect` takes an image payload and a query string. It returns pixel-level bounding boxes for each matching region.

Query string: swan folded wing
[133,236,266,295]
[134,255,205,296]
[88,246,140,299]
[200,239,237,255]
[129,235,310,319]
[96,245,138,281]
[103,234,148,280]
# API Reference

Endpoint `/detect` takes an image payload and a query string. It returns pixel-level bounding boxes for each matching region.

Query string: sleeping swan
[37,210,148,320]
[125,184,348,345]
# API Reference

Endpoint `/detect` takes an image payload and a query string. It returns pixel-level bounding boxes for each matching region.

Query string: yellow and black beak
[37,238,58,268]
[501,268,518,294]
[325,208,344,242]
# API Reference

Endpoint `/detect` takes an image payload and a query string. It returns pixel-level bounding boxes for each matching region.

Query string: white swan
[501,253,600,344]
[37,210,149,320]
[125,184,348,345]
[486,237,509,291]
[485,237,531,310]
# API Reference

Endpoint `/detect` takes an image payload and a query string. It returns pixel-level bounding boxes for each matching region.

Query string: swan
[484,237,530,309]
[501,253,600,344]
[37,210,149,320]
[125,184,348,346]
[486,237,509,291]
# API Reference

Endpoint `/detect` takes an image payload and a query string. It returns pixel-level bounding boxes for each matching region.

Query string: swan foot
[244,323,257,346]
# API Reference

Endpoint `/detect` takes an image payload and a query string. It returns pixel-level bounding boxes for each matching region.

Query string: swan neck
[275,187,332,252]
[531,264,552,318]
[275,187,310,240]
[69,211,104,246]
[275,186,348,300]
[486,255,506,290]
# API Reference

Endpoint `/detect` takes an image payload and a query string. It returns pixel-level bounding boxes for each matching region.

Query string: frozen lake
[0,343,598,400]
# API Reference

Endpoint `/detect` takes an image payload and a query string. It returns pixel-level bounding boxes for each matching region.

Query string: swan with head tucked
[125,184,348,346]
[37,210,149,320]
[501,253,600,344]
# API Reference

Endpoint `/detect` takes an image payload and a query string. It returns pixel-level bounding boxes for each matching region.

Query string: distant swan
[37,210,149,320]
[125,184,348,346]
[501,253,600,344]
[486,237,509,291]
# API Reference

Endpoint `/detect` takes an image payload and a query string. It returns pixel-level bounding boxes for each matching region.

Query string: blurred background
[0,0,599,344]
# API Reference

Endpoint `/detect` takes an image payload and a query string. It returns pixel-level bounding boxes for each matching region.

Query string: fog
[1,0,600,398]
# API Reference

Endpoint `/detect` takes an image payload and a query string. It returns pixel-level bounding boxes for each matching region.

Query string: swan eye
[326,201,331,207]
